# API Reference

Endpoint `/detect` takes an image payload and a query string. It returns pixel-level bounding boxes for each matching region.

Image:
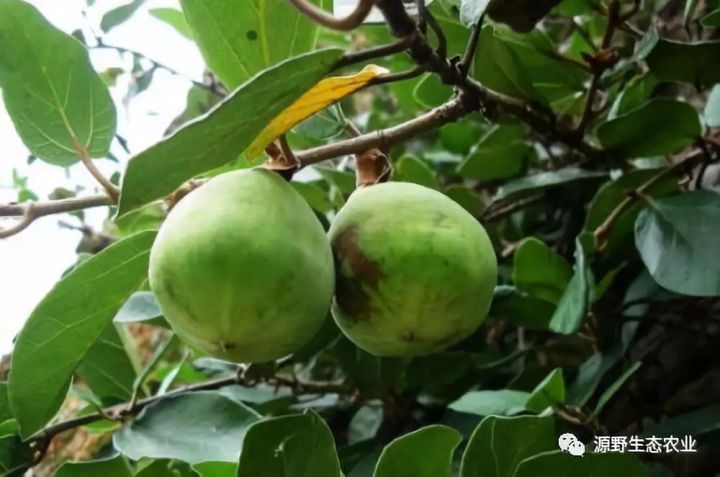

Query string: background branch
[289,0,374,31]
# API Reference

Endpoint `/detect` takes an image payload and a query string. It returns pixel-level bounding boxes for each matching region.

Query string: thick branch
[289,0,374,31]
[296,96,468,166]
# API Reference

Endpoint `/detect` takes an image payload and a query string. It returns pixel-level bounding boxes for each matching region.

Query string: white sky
[0,0,206,354]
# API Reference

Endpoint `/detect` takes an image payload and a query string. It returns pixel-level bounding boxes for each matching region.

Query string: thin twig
[0,195,111,239]
[422,6,448,59]
[26,373,349,449]
[336,34,416,68]
[460,15,484,76]
[288,0,373,31]
[593,150,706,247]
[93,43,225,98]
[77,145,119,202]
[481,194,545,222]
[370,65,424,85]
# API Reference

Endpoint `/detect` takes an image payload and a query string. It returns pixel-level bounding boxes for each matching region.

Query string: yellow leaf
[245,64,389,160]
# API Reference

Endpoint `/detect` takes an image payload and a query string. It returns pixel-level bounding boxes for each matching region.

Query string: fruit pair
[149,169,497,362]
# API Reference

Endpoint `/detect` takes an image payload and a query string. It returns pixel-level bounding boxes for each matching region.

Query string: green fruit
[329,182,497,356]
[149,169,334,363]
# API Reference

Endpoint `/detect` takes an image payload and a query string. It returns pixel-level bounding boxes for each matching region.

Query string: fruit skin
[328,182,497,357]
[149,169,334,363]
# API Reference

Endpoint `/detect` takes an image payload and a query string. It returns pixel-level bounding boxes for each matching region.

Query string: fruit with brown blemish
[328,182,497,356]
[148,169,334,363]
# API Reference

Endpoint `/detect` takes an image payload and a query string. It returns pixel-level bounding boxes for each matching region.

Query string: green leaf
[193,462,237,477]
[607,74,658,120]
[449,390,530,416]
[396,155,439,189]
[646,39,720,87]
[295,104,345,140]
[491,286,555,330]
[117,48,342,216]
[549,237,592,334]
[635,190,720,296]
[486,0,562,33]
[349,406,383,444]
[114,291,163,323]
[101,0,144,33]
[56,455,134,477]
[642,403,720,437]
[8,231,155,438]
[459,415,556,477]
[76,323,138,400]
[315,166,356,195]
[526,368,565,412]
[374,425,461,477]
[472,27,537,100]
[149,8,194,40]
[593,362,641,416]
[567,321,639,405]
[584,169,678,259]
[497,168,606,200]
[237,411,342,477]
[515,451,648,476]
[701,8,720,26]
[597,99,701,158]
[0,434,32,476]
[512,238,572,304]
[292,181,333,213]
[457,124,530,181]
[114,391,261,464]
[0,384,11,424]
[460,0,491,26]
[444,186,485,217]
[0,0,116,166]
[180,0,328,88]
[413,74,453,108]
[705,83,720,128]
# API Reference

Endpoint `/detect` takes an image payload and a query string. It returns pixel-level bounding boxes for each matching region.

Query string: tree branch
[460,15,484,76]
[288,0,374,31]
[335,35,416,68]
[593,149,706,248]
[27,373,349,450]
[0,195,111,239]
[296,96,468,166]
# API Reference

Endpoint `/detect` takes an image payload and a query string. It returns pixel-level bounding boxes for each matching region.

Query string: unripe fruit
[149,169,334,363]
[329,182,497,357]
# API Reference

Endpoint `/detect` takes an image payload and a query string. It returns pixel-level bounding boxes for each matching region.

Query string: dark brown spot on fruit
[333,226,383,321]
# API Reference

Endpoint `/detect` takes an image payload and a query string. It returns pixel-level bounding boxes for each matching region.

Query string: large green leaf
[373,425,462,477]
[549,237,592,334]
[181,0,328,88]
[512,238,572,304]
[396,155,439,189]
[114,390,261,464]
[514,451,648,476]
[117,48,342,216]
[457,124,530,181]
[0,383,10,424]
[635,190,720,296]
[491,286,555,330]
[0,0,116,165]
[472,27,537,100]
[76,323,138,401]
[459,415,556,477]
[8,231,155,438]
[597,99,702,158]
[236,411,342,477]
[56,455,134,477]
[646,39,720,87]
